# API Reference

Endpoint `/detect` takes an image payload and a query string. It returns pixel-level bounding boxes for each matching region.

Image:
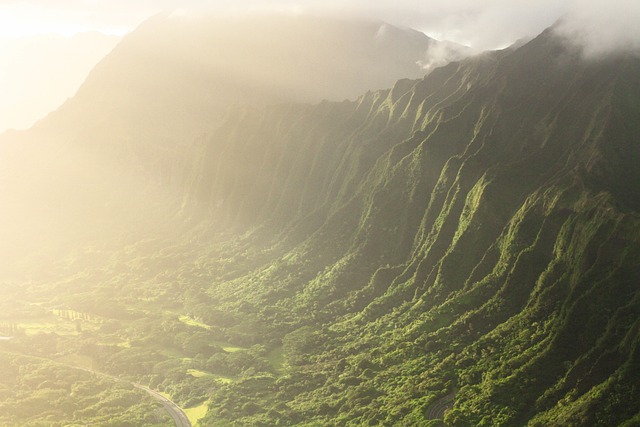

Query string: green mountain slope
[1,19,639,426]
[180,27,640,426]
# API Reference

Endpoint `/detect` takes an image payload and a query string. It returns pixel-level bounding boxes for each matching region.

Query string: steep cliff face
[184,28,640,425]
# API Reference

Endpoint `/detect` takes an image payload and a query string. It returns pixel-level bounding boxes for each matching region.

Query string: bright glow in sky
[0,3,130,38]
[0,2,132,133]
[0,0,638,133]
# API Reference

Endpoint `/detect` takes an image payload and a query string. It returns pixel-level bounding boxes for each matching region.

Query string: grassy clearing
[178,315,245,352]
[54,353,93,369]
[185,401,209,425]
[178,315,211,330]
[211,374,233,384]
[187,369,210,378]
[19,320,59,335]
[187,369,233,384]
[211,340,244,353]
[267,346,285,373]
[20,319,87,336]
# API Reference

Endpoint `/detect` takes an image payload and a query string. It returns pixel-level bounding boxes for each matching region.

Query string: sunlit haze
[1,0,640,425]
[2,0,639,133]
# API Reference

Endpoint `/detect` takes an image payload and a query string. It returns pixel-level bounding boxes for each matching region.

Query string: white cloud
[554,0,640,58]
[417,40,471,72]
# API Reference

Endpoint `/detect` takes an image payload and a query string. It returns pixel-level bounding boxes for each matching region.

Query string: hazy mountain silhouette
[38,12,465,144]
[0,12,466,276]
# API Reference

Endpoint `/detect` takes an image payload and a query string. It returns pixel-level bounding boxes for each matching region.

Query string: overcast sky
[1,0,638,132]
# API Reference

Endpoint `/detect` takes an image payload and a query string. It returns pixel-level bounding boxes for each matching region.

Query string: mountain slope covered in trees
[1,18,639,427]
[178,27,640,426]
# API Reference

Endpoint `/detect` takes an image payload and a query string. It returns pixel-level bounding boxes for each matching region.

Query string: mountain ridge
[1,18,639,426]
[173,26,640,425]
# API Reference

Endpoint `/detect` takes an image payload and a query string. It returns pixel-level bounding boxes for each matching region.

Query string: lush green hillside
[1,22,639,427]
[175,28,640,426]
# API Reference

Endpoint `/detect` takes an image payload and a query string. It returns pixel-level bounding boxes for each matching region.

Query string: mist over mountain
[1,11,639,427]
[0,31,120,133]
[42,12,461,143]
[0,13,464,277]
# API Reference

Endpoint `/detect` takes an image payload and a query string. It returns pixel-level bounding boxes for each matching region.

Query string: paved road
[71,365,191,427]
[3,350,191,426]
[134,384,191,427]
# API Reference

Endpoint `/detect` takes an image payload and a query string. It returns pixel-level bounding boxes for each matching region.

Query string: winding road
[70,365,191,427]
[3,350,192,426]
[134,383,191,427]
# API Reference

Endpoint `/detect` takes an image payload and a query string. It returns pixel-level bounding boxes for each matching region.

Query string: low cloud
[417,40,472,73]
[554,0,640,58]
